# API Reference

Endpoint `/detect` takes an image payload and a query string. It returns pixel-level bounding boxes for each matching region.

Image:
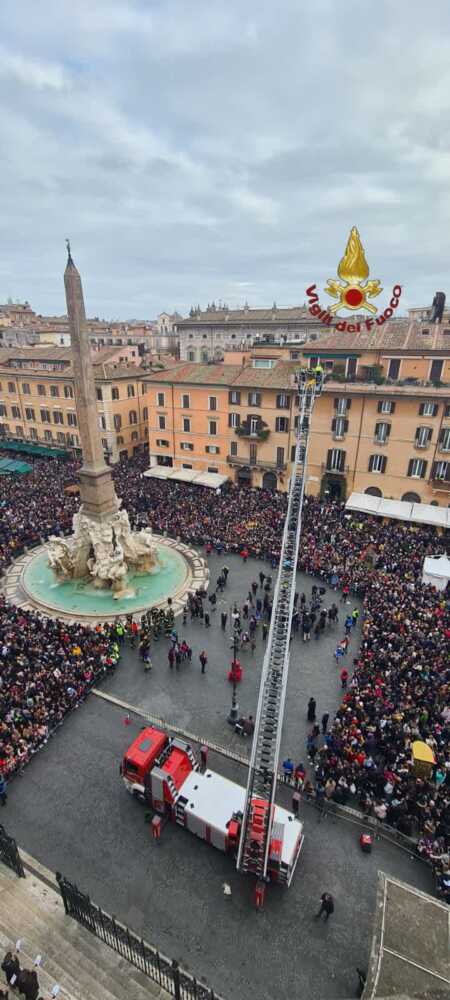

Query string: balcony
[227,454,286,471]
[235,420,270,442]
[430,477,450,492]
[321,463,349,477]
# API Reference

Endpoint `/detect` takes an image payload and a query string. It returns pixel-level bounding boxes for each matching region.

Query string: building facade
[145,319,450,503]
[177,304,332,362]
[0,347,151,464]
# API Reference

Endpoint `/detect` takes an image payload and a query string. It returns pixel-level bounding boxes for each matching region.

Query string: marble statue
[47,503,159,596]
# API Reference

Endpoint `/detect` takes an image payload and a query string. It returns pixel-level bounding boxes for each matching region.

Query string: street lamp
[227,625,240,726]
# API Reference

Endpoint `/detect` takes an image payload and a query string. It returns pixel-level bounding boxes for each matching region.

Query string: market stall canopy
[0,458,33,475]
[144,467,228,489]
[346,492,449,528]
[422,554,450,591]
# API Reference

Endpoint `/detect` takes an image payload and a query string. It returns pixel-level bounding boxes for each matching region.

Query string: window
[308,356,318,369]
[419,401,438,417]
[143,407,148,421]
[114,414,122,431]
[116,435,124,445]
[56,431,66,444]
[50,385,59,398]
[29,427,38,440]
[158,414,166,430]
[249,443,257,465]
[446,405,450,417]
[99,415,107,430]
[44,429,53,442]
[156,439,169,447]
[22,383,30,395]
[374,421,391,444]
[15,425,23,437]
[129,410,138,424]
[188,351,195,362]
[407,458,427,478]
[181,442,194,451]
[95,387,102,401]
[253,359,274,369]
[334,397,351,415]
[67,412,77,427]
[182,394,190,409]
[112,387,119,400]
[53,411,64,424]
[207,466,218,473]
[276,446,285,468]
[0,405,6,417]
[40,409,51,423]
[388,359,401,380]
[25,407,35,421]
[8,382,15,393]
[377,400,395,415]
[208,396,217,411]
[430,359,443,382]
[230,440,238,456]
[331,416,348,438]
[37,385,46,396]
[432,461,449,481]
[127,385,135,398]
[228,412,240,429]
[439,427,450,452]
[276,393,289,409]
[157,392,165,406]
[229,390,241,404]
[208,420,217,435]
[11,405,20,419]
[368,454,387,473]
[183,417,191,432]
[206,445,220,454]
[182,463,193,470]
[326,448,346,472]
[275,417,289,432]
[415,426,432,448]
[249,416,259,435]
[141,383,146,394]
[346,358,358,378]
[248,391,261,406]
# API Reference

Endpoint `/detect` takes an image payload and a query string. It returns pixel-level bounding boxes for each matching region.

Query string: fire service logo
[306,226,402,332]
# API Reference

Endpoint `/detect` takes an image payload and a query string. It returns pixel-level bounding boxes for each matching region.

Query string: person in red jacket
[340,667,349,689]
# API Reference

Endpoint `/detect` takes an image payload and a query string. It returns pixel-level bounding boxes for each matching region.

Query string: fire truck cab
[122,726,304,887]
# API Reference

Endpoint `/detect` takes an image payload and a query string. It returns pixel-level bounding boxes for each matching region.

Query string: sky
[1,0,450,320]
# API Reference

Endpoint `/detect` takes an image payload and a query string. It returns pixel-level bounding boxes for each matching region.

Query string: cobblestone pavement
[4,553,434,1000]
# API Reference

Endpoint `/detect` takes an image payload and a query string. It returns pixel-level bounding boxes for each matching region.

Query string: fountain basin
[7,537,208,622]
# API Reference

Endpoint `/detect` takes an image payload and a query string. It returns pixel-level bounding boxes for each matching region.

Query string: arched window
[401,491,421,503]
[365,486,382,497]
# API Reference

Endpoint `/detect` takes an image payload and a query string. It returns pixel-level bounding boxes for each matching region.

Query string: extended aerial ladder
[236,369,322,901]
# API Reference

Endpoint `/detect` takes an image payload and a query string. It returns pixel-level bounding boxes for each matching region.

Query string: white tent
[346,492,450,529]
[143,466,229,489]
[422,554,450,591]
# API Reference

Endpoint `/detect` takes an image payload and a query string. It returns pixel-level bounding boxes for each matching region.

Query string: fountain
[1,245,208,621]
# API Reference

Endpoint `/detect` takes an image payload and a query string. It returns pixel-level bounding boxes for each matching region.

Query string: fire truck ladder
[236,373,320,883]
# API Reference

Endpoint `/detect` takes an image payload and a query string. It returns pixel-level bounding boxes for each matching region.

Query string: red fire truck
[121,725,304,887]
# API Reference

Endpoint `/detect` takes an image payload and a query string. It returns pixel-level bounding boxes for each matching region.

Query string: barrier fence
[56,873,222,1000]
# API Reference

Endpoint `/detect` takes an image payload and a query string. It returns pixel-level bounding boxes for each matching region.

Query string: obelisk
[64,241,119,521]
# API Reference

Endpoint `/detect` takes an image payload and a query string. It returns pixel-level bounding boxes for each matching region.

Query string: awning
[143,466,229,489]
[143,466,175,480]
[0,458,33,475]
[346,492,450,528]
[0,440,69,458]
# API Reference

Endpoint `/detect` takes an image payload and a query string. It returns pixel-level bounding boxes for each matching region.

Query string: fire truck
[121,726,304,886]
[121,371,322,903]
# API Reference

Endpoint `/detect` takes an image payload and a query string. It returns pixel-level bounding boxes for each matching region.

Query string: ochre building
[145,320,450,503]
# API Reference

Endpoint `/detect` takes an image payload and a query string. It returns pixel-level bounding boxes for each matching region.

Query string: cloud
[0,0,450,316]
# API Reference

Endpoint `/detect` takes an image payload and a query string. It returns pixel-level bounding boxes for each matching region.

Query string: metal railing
[56,873,222,1000]
[0,824,25,878]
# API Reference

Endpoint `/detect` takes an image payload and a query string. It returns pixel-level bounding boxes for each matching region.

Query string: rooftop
[179,304,315,327]
[303,319,450,353]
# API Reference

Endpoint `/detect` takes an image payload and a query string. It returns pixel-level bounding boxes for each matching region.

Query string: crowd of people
[0,452,448,890]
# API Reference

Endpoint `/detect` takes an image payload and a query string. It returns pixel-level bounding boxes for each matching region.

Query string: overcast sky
[1,0,450,320]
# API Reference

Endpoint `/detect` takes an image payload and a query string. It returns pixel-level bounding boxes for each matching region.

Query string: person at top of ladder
[313,362,324,393]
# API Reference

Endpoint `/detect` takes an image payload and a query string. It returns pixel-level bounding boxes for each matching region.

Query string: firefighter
[314,362,324,393]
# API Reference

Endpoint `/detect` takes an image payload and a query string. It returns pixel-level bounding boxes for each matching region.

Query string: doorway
[262,471,277,491]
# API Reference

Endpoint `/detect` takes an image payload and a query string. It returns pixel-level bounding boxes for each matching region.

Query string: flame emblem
[324,227,382,314]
